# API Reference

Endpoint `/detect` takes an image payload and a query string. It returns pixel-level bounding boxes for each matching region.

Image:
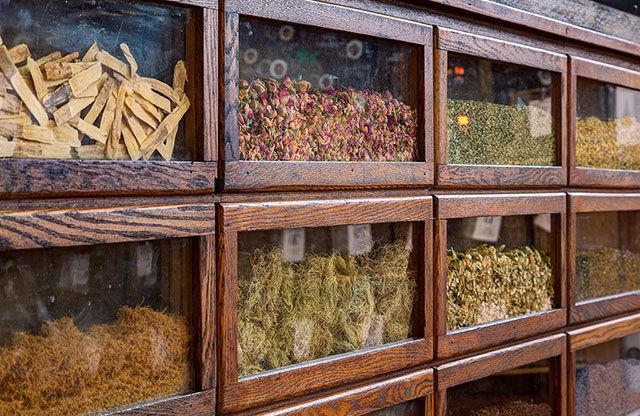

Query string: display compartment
[570,57,640,188]
[434,193,566,358]
[0,0,217,197]
[568,192,640,324]
[221,0,433,191]
[0,201,216,415]
[239,368,434,416]
[436,334,566,416]
[435,28,567,188]
[217,196,433,413]
[568,312,640,416]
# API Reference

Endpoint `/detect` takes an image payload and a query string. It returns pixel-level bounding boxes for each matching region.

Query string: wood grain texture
[222,197,432,232]
[243,369,434,416]
[0,160,216,197]
[569,192,640,213]
[221,339,432,414]
[222,11,240,161]
[437,309,567,359]
[436,165,566,188]
[570,293,640,324]
[434,192,565,218]
[106,390,215,415]
[414,0,640,58]
[434,220,448,336]
[224,161,432,191]
[202,7,218,161]
[225,0,433,45]
[0,204,215,250]
[437,27,567,72]
[434,49,448,167]
[567,350,577,416]
[568,311,640,351]
[436,333,565,390]
[570,167,640,188]
[572,56,640,90]
[195,235,216,391]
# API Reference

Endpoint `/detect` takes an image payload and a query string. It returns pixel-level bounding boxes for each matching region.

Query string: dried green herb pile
[447,245,554,331]
[576,116,640,170]
[238,78,418,161]
[576,247,640,301]
[237,240,415,377]
[0,306,190,416]
[576,359,640,416]
[460,401,554,416]
[447,99,556,166]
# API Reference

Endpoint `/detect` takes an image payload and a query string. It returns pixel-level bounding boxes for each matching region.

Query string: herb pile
[447,245,554,331]
[237,240,415,377]
[238,78,418,161]
[576,247,640,301]
[576,116,640,170]
[447,99,556,166]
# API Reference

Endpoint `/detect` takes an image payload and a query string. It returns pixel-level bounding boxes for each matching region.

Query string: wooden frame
[217,196,433,413]
[434,28,568,188]
[237,368,435,416]
[568,192,640,324]
[0,200,217,414]
[0,0,218,199]
[567,312,640,416]
[569,57,640,188]
[220,0,434,191]
[435,334,567,416]
[434,192,567,358]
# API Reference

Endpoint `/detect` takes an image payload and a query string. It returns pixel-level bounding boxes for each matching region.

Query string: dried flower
[576,116,640,170]
[447,99,556,166]
[238,77,418,161]
[447,244,554,331]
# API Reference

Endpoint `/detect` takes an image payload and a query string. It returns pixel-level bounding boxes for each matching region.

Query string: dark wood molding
[568,311,640,351]
[106,390,215,415]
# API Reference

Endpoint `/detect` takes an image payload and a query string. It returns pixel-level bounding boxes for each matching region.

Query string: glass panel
[0,0,193,161]
[576,333,640,416]
[237,17,420,162]
[576,211,640,302]
[237,222,418,377]
[0,239,193,415]
[576,78,640,170]
[446,214,556,331]
[366,399,422,416]
[447,53,557,166]
[447,359,555,415]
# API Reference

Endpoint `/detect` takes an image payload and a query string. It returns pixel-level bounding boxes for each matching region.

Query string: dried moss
[0,307,190,416]
[576,247,640,301]
[447,245,554,331]
[576,116,640,170]
[238,240,415,377]
[447,99,556,166]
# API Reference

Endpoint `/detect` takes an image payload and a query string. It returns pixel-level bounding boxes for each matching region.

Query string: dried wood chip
[157,126,178,161]
[173,60,187,96]
[0,136,16,157]
[21,124,56,143]
[82,42,100,62]
[124,110,148,145]
[43,83,73,113]
[37,51,62,66]
[53,97,94,126]
[84,76,115,125]
[8,44,30,64]
[26,57,48,102]
[120,43,138,77]
[0,46,49,126]
[133,82,171,113]
[125,96,159,129]
[72,117,107,144]
[76,143,105,159]
[106,83,128,159]
[138,76,179,103]
[44,61,73,81]
[99,92,117,134]
[13,139,72,159]
[96,50,130,79]
[69,62,102,96]
[0,120,21,137]
[0,93,21,114]
[140,96,190,159]
[122,124,141,160]
[52,124,81,147]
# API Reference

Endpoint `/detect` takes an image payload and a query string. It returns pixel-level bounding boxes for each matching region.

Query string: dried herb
[447,99,556,166]
[237,240,415,377]
[0,307,190,416]
[576,359,640,416]
[576,116,640,170]
[576,247,640,301]
[238,77,418,161]
[459,401,553,416]
[447,245,554,331]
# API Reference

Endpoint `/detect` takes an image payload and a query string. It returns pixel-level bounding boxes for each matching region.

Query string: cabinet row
[2,0,640,195]
[2,192,640,414]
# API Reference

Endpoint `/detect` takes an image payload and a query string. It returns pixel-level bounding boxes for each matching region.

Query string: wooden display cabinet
[217,195,433,413]
[434,192,566,358]
[568,192,640,324]
[569,57,640,188]
[220,0,433,191]
[0,0,217,198]
[436,334,567,416]
[0,199,216,415]
[434,28,567,188]
[237,367,434,416]
[568,312,640,416]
